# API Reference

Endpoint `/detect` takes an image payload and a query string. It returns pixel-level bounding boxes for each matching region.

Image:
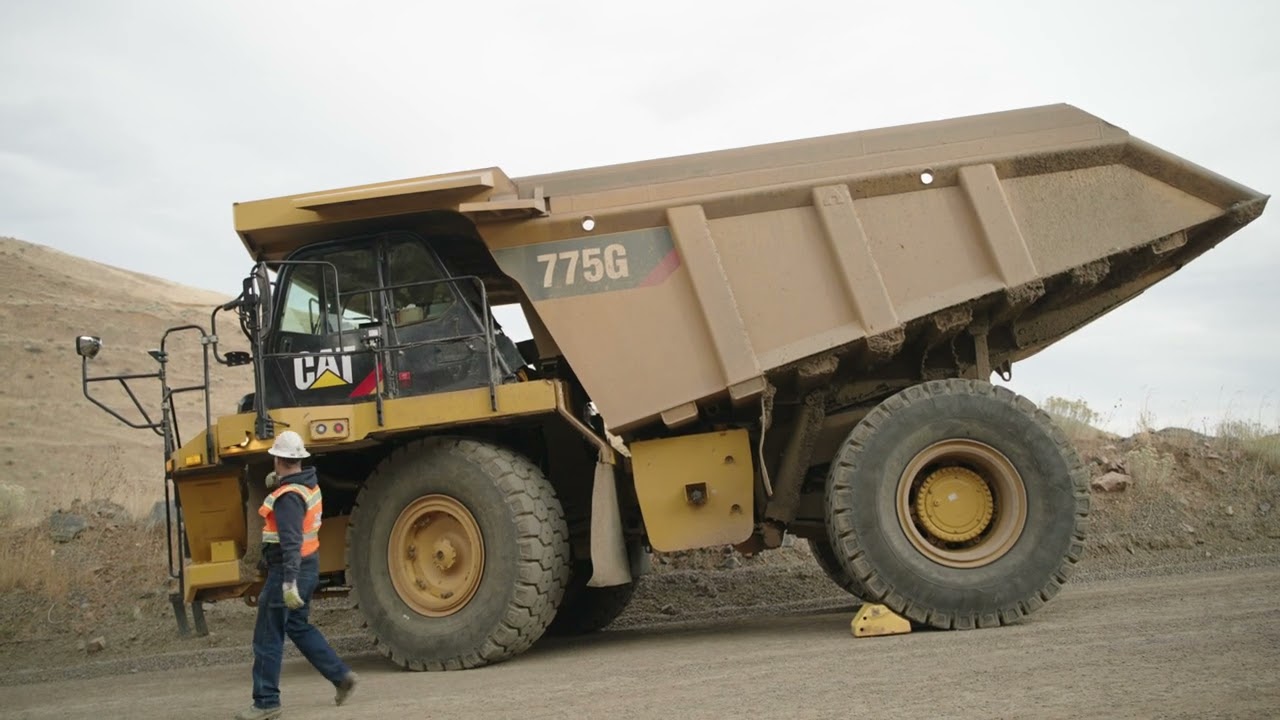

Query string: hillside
[0,237,251,519]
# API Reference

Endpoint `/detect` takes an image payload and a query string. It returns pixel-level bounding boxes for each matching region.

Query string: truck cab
[243,229,529,413]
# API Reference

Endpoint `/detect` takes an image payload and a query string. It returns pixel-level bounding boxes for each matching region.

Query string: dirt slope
[0,237,251,519]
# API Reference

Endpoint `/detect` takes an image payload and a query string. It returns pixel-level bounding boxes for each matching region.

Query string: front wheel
[346,437,570,670]
[825,380,1088,630]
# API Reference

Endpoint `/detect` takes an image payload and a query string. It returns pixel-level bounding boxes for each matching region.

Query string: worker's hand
[264,471,279,489]
[282,581,304,610]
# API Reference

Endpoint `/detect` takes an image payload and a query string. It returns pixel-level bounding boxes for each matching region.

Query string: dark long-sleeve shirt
[262,466,319,584]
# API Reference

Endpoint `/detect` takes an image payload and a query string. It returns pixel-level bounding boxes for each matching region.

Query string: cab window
[278,247,380,335]
[387,239,455,327]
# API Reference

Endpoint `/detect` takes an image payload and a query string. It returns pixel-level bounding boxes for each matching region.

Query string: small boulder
[720,554,742,570]
[85,636,107,654]
[49,512,87,543]
[1090,472,1132,493]
[659,604,679,616]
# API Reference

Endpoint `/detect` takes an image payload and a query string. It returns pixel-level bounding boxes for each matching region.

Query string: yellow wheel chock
[851,603,912,638]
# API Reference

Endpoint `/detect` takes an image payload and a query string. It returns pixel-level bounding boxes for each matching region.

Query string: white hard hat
[268,430,310,459]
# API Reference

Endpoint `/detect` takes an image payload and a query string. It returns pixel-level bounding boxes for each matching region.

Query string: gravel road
[4,563,1279,720]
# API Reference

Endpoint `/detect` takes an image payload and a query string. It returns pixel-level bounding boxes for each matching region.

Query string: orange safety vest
[259,483,323,557]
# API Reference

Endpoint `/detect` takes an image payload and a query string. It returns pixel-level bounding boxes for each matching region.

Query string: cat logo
[293,350,354,391]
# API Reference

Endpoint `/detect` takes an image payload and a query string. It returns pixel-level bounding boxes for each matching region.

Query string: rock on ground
[49,512,87,543]
[1091,471,1133,493]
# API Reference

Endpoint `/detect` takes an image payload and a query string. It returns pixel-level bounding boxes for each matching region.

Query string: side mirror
[76,335,102,360]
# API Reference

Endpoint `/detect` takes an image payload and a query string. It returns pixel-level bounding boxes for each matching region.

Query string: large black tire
[545,561,640,636]
[806,536,868,600]
[825,379,1088,630]
[346,437,570,670]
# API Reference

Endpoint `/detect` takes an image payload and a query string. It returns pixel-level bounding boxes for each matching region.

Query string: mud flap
[587,459,632,588]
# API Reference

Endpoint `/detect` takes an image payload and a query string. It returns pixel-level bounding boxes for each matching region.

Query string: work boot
[335,671,359,706]
[235,705,282,720]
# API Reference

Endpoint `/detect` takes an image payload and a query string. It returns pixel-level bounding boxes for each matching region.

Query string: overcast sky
[2,0,1276,434]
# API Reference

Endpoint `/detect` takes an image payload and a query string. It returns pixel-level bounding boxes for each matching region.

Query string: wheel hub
[915,466,994,543]
[433,539,458,571]
[388,495,485,617]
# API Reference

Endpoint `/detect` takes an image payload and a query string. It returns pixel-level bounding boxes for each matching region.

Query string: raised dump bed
[82,103,1266,670]
[236,104,1267,438]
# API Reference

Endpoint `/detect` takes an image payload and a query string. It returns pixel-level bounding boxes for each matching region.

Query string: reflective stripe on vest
[259,483,323,557]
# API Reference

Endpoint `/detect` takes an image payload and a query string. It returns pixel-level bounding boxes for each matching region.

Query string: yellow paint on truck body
[630,429,754,552]
[173,468,249,603]
[167,380,567,602]
[171,380,562,468]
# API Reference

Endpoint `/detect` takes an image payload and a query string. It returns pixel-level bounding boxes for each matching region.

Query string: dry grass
[1212,420,1280,499]
[0,482,30,522]
[0,531,66,598]
[0,522,167,606]
[21,446,163,527]
[0,447,170,604]
[1043,396,1104,441]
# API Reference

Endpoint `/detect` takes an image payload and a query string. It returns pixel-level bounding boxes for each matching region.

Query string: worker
[237,430,358,720]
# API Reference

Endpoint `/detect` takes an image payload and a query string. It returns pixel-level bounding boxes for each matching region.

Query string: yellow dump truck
[76,104,1267,669]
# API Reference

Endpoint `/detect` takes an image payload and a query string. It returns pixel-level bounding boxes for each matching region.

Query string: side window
[277,247,381,335]
[278,264,324,334]
[387,240,455,327]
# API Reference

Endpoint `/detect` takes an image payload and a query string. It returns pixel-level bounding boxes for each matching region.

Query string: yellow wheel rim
[388,495,484,617]
[896,439,1027,568]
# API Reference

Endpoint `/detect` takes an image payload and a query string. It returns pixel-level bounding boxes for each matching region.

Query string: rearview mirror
[76,335,102,359]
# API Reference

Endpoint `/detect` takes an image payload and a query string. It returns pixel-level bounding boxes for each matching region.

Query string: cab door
[264,243,384,409]
[382,235,495,396]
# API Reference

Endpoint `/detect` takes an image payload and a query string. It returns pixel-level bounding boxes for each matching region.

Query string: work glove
[282,581,304,610]
[264,471,280,489]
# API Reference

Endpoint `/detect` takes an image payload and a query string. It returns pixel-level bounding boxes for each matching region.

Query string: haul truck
[75,104,1267,669]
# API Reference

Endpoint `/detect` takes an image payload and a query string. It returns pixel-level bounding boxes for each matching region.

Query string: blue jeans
[251,553,350,709]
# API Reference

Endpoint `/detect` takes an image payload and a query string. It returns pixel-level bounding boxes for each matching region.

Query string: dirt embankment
[0,237,247,520]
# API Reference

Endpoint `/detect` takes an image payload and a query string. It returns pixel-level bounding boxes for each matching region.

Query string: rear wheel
[347,437,570,670]
[824,379,1088,629]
